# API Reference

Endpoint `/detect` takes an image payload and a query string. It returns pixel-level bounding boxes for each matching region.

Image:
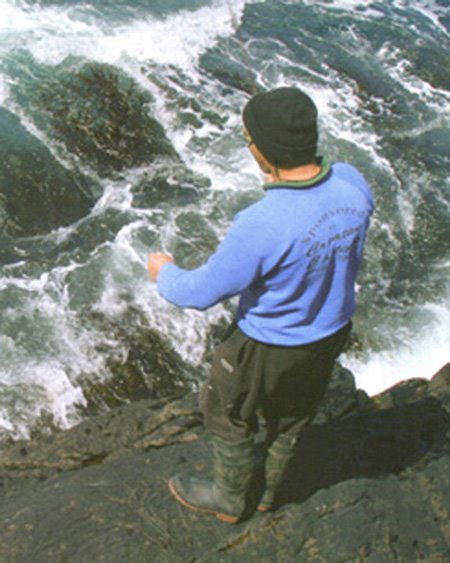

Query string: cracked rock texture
[0,364,449,562]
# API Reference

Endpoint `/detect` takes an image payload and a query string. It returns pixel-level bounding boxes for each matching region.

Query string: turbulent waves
[0,0,449,439]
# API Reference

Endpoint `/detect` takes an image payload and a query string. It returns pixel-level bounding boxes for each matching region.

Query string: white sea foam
[0,0,93,56]
[317,0,375,8]
[0,412,14,433]
[296,0,382,15]
[0,1,42,33]
[395,0,449,33]
[93,2,244,69]
[0,75,8,105]
[0,360,87,439]
[378,43,450,109]
[0,0,246,69]
[343,293,450,396]
[298,0,447,25]
[0,268,108,438]
[134,276,231,370]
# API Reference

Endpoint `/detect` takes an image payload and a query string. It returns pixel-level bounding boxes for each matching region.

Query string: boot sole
[168,478,239,524]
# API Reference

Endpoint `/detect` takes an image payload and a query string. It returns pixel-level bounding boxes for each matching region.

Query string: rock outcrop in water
[0,108,98,238]
[0,363,448,561]
[8,55,178,177]
[78,307,196,415]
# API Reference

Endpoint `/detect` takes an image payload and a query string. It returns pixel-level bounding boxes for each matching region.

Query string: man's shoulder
[234,193,273,222]
[332,162,366,183]
[331,162,374,205]
[229,194,281,246]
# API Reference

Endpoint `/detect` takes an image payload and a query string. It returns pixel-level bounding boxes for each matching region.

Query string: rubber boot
[168,435,254,524]
[257,433,297,512]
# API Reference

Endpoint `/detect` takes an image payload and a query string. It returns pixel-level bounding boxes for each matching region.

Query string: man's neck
[266,162,322,183]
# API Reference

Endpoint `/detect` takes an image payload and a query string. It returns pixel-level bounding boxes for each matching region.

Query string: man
[148,87,374,523]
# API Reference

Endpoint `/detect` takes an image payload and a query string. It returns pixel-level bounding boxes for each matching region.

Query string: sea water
[0,0,449,439]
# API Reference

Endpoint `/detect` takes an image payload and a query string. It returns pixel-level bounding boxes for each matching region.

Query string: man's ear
[249,143,273,175]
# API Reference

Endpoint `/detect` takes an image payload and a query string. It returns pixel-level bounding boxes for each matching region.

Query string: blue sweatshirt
[157,162,374,346]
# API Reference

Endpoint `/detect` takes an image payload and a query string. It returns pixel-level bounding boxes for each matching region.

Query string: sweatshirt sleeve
[156,213,263,310]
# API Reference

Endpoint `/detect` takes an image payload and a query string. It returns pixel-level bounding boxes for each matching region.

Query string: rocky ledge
[0,364,449,562]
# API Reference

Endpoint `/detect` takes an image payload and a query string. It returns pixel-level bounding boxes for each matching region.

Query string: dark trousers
[200,323,351,443]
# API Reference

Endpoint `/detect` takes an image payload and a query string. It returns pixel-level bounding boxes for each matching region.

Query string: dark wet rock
[78,306,196,414]
[373,376,432,409]
[143,62,229,131]
[312,363,373,424]
[131,161,207,209]
[429,363,450,411]
[132,173,198,209]
[50,207,137,266]
[172,210,220,269]
[240,1,447,132]
[219,455,450,562]
[385,127,450,173]
[0,108,98,238]
[0,365,448,561]
[0,394,202,486]
[374,363,450,413]
[0,206,138,270]
[8,54,178,177]
[199,44,259,95]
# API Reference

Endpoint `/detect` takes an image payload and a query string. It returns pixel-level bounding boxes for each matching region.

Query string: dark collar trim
[263,158,331,191]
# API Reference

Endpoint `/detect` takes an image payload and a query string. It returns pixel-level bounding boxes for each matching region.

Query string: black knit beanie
[243,87,318,168]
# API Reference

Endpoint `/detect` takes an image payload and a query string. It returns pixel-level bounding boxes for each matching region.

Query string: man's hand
[148,252,174,282]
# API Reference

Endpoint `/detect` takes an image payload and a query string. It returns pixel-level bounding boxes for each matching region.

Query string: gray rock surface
[0,364,448,562]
